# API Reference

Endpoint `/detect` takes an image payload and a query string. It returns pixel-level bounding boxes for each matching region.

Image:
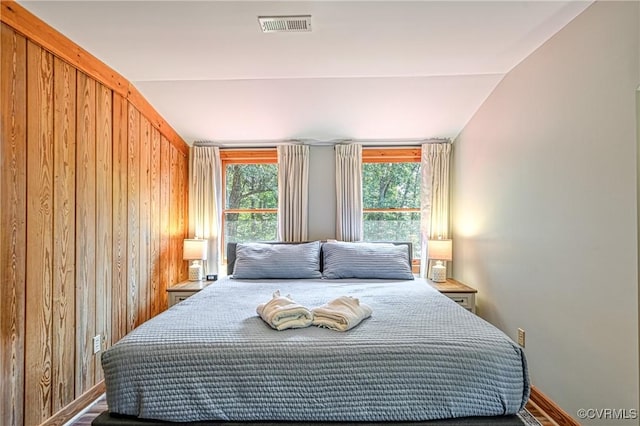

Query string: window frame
[362,147,421,272]
[220,149,278,262]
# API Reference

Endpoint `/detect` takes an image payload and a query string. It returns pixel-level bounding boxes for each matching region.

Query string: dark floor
[68,396,555,426]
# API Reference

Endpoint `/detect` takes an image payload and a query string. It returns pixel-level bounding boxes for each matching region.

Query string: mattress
[101,277,529,422]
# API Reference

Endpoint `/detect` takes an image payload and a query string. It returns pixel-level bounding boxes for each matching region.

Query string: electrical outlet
[517,328,525,347]
[93,335,101,354]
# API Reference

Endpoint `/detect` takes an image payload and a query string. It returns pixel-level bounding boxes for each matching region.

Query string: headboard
[226,241,412,275]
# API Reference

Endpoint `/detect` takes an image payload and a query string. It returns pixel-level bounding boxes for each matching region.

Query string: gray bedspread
[102,278,529,422]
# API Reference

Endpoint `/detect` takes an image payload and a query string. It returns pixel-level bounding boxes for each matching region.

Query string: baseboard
[529,385,580,426]
[39,381,105,426]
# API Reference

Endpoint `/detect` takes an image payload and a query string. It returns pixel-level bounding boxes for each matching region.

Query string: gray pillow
[232,241,322,279]
[322,242,414,280]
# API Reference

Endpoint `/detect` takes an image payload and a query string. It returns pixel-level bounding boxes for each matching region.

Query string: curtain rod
[355,138,450,146]
[192,139,306,148]
[193,138,451,147]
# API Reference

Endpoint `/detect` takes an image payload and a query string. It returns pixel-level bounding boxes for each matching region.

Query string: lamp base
[432,263,447,283]
[188,263,203,281]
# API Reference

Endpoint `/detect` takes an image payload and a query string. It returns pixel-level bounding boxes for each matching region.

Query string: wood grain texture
[25,40,55,425]
[1,1,127,96]
[529,385,580,426]
[127,103,140,332]
[149,127,162,317]
[95,82,113,381]
[219,149,277,163]
[169,147,181,289]
[159,135,172,313]
[138,115,151,324]
[111,93,128,343]
[526,400,556,426]
[125,82,188,156]
[75,71,97,395]
[362,147,421,162]
[0,1,188,155]
[40,381,105,426]
[180,151,189,281]
[0,18,191,426]
[0,22,27,426]
[52,56,76,411]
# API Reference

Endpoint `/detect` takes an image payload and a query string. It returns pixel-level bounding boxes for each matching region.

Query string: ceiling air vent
[258,15,312,33]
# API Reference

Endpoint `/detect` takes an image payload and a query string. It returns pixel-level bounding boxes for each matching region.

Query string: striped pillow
[322,242,414,280]
[232,241,322,279]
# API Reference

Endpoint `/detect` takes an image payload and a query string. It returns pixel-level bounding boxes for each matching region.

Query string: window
[362,148,421,263]
[221,149,278,251]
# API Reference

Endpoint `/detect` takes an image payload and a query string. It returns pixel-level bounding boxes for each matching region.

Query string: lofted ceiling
[17,0,593,146]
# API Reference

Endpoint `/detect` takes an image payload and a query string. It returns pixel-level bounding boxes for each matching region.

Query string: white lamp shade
[428,239,452,261]
[183,239,208,261]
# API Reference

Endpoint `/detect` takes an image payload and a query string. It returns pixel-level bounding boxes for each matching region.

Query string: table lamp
[428,239,452,283]
[183,239,208,281]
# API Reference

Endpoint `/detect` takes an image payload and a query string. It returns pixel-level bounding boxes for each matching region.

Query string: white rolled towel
[312,296,372,331]
[256,290,313,330]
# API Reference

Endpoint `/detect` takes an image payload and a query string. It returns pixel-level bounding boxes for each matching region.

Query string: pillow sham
[232,241,322,279]
[322,242,414,280]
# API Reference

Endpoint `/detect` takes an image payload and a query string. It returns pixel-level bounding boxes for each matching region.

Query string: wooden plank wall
[0,20,189,426]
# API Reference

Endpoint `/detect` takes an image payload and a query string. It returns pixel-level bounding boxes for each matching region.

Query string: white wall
[452,1,639,424]
[637,88,640,415]
[308,146,336,240]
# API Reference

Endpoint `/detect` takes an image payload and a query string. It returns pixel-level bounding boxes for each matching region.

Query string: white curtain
[189,146,222,274]
[419,143,451,278]
[277,144,309,242]
[335,144,363,241]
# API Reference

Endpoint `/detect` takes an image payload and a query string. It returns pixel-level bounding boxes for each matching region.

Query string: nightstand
[429,278,477,313]
[167,280,211,307]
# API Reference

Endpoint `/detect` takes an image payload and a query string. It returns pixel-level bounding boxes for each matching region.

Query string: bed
[99,241,530,425]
